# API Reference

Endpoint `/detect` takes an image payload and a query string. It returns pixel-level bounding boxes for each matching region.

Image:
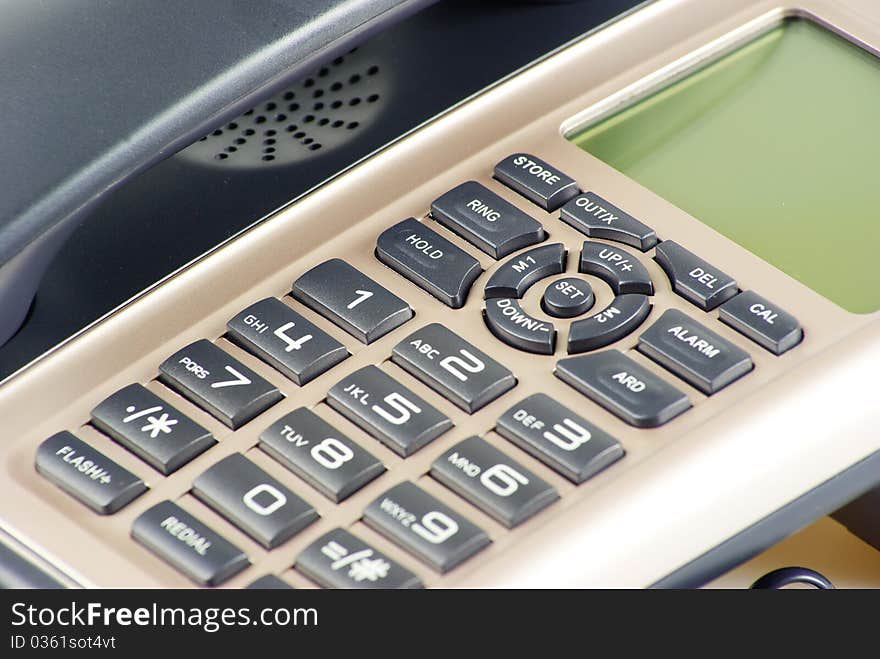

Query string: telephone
[2,0,880,589]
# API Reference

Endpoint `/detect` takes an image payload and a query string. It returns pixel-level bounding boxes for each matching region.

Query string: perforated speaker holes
[179,49,388,167]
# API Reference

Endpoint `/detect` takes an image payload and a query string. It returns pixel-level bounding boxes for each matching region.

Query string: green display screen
[570,18,880,313]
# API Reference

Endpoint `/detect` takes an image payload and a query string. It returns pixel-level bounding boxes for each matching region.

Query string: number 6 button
[364,481,491,573]
[192,453,319,549]
[430,436,559,528]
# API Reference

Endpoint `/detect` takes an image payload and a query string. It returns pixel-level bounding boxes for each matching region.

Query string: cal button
[494,153,580,211]
[719,291,803,355]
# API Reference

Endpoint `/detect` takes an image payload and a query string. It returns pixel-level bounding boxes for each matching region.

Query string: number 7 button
[293,259,413,344]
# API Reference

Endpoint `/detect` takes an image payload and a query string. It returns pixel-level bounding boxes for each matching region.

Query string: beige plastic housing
[1,0,879,588]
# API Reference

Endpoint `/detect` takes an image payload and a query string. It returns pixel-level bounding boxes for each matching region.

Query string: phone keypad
[32,151,805,588]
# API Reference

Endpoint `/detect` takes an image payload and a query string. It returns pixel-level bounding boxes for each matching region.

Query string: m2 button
[431,436,559,528]
[567,294,651,354]
[484,298,556,355]
[556,350,691,428]
[561,193,658,251]
[431,181,546,259]
[392,323,516,413]
[497,394,624,484]
[35,432,148,514]
[376,218,482,308]
[227,297,348,385]
[158,339,282,429]
[131,500,249,587]
[494,153,580,211]
[654,241,738,311]
[719,291,803,355]
[638,309,753,395]
[364,481,491,573]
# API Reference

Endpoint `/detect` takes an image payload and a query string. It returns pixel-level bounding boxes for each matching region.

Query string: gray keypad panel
[292,259,413,344]
[376,218,482,308]
[259,407,385,502]
[36,432,148,515]
[158,339,283,429]
[363,481,491,573]
[296,528,423,589]
[432,181,546,259]
[493,153,580,211]
[132,500,249,587]
[654,241,738,311]
[497,394,624,484]
[227,297,349,385]
[430,436,559,528]
[91,383,215,475]
[560,192,657,251]
[719,291,803,355]
[192,453,319,549]
[556,350,691,428]
[327,365,453,457]
[638,309,753,395]
[392,323,516,413]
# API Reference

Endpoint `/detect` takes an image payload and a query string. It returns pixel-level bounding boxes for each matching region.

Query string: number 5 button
[364,481,491,573]
[159,340,283,429]
[430,436,559,528]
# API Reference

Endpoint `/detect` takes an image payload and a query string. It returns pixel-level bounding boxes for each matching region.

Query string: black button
[259,407,385,502]
[192,453,319,549]
[493,153,580,211]
[131,500,249,587]
[90,383,215,475]
[431,181,546,259]
[484,243,566,299]
[654,241,738,311]
[496,393,624,484]
[484,297,556,355]
[719,291,803,355]
[35,431,148,514]
[226,297,349,385]
[247,575,294,589]
[363,481,491,573]
[158,339,283,429]
[296,528,423,589]
[567,294,651,354]
[555,349,691,428]
[430,436,559,528]
[375,217,482,308]
[579,242,654,295]
[560,192,657,251]
[541,277,595,318]
[327,365,453,457]
[391,323,516,413]
[292,259,413,344]
[638,308,753,395]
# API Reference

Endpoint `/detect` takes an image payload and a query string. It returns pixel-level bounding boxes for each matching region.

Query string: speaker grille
[180,49,388,167]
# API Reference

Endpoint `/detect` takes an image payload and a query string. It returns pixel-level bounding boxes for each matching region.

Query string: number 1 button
[159,339,283,429]
[292,259,413,344]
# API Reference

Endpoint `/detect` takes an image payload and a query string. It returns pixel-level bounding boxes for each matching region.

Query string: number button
[158,339,283,429]
[192,453,319,549]
[392,323,516,413]
[430,436,559,528]
[259,407,385,502]
[496,393,624,483]
[363,481,491,573]
[327,366,453,457]
[292,259,413,344]
[227,297,349,385]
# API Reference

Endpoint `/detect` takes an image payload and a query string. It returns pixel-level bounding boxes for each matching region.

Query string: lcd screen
[569,18,880,313]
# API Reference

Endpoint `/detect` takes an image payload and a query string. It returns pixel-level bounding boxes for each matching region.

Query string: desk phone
[2,0,879,588]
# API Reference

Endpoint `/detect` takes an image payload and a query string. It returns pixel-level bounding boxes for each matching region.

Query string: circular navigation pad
[541,277,595,318]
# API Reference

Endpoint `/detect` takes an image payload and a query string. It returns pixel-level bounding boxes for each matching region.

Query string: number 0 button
[293,259,413,344]
[430,436,559,528]
[192,453,319,549]
[328,366,453,457]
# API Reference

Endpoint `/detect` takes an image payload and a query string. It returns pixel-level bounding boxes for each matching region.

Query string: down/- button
[484,297,556,354]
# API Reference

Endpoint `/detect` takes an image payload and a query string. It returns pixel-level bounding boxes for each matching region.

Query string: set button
[541,277,595,318]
